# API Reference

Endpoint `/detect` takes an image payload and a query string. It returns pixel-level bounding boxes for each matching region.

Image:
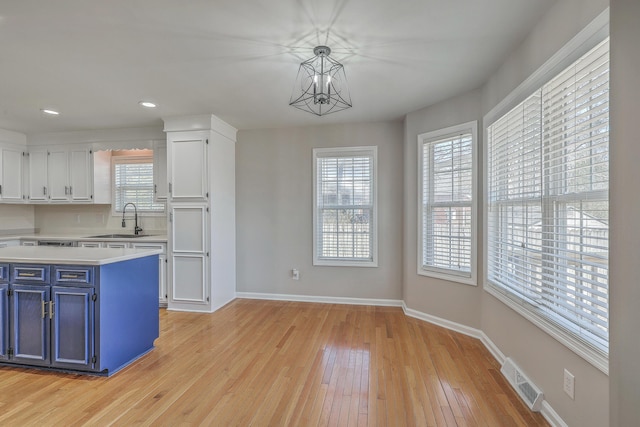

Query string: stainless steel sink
[88,234,147,239]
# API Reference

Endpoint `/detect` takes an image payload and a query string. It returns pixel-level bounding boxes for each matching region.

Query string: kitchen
[0,114,237,377]
[0,0,638,425]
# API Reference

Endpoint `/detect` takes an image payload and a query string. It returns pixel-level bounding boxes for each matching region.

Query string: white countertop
[0,232,167,243]
[0,246,162,265]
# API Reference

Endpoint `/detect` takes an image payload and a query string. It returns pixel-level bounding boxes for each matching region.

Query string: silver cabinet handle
[49,301,54,319]
[41,300,46,319]
[43,186,47,195]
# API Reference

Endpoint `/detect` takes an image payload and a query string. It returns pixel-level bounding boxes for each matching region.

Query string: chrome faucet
[122,203,143,235]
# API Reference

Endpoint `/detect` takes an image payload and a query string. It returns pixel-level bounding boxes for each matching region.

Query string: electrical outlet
[292,268,300,280]
[563,369,575,399]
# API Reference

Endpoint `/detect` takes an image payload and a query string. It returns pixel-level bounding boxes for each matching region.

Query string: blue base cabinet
[0,255,158,376]
[12,283,51,366]
[0,263,8,361]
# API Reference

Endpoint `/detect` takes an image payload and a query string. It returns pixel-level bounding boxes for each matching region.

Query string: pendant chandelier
[289,46,352,116]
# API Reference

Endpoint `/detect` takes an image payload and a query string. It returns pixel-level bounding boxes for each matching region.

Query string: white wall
[236,121,403,300]
[403,89,484,328]
[479,1,609,426]
[33,204,167,235]
[609,0,640,425]
[0,205,35,233]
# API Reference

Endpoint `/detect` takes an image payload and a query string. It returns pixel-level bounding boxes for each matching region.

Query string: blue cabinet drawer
[11,265,49,283]
[53,266,94,285]
[0,264,8,282]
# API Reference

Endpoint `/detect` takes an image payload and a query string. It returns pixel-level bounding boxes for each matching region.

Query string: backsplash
[34,204,167,235]
[0,205,36,233]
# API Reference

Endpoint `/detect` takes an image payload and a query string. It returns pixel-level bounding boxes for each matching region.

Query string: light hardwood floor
[0,299,549,426]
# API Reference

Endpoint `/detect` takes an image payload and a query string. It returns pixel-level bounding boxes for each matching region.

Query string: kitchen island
[0,246,160,376]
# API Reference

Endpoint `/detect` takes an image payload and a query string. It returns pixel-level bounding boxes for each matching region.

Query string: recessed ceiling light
[139,101,157,108]
[41,109,60,115]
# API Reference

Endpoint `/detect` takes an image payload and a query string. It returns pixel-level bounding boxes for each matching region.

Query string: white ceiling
[0,0,556,134]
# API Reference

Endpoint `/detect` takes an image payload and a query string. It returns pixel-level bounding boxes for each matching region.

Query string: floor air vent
[500,357,544,411]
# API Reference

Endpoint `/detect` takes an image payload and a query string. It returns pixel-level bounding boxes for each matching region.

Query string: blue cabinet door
[51,286,94,370]
[0,284,7,361]
[11,284,50,366]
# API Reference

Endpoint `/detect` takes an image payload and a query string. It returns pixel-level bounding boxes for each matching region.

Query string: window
[313,147,377,266]
[112,156,165,213]
[418,122,477,284]
[486,39,609,360]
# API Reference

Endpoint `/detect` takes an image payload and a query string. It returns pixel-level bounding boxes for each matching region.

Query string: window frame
[483,12,609,374]
[312,146,378,267]
[111,155,165,216]
[417,121,477,285]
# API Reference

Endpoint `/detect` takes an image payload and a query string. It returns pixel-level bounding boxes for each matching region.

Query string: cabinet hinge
[0,184,2,195]
[206,207,209,213]
[206,252,210,257]
[7,289,12,297]
[206,139,209,145]
[169,212,173,223]
[89,150,93,154]
[8,347,13,358]
[206,192,209,198]
[207,296,210,302]
[91,355,97,363]
[91,294,97,302]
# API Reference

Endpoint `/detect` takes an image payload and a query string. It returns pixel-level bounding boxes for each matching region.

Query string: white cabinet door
[104,242,129,249]
[77,241,103,248]
[169,204,208,306]
[28,149,48,201]
[159,254,167,304]
[131,242,168,305]
[69,148,92,201]
[168,137,207,201]
[0,146,24,202]
[172,255,206,303]
[48,148,69,201]
[153,142,167,201]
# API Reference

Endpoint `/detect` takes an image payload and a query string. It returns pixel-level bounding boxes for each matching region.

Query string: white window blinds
[420,127,475,280]
[487,39,609,354]
[313,147,377,266]
[113,157,165,213]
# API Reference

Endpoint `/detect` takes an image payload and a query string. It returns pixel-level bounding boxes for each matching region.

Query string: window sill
[417,267,476,286]
[484,284,608,375]
[314,259,378,268]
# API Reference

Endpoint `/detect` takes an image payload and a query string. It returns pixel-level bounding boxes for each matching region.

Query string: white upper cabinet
[69,147,92,201]
[28,145,94,203]
[28,148,48,201]
[153,141,167,201]
[168,135,208,201]
[47,148,70,201]
[0,144,25,202]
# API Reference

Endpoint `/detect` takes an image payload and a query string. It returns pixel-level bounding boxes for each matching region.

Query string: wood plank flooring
[0,299,549,426]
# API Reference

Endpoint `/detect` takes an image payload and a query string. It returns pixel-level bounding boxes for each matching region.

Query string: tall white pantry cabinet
[163,115,236,313]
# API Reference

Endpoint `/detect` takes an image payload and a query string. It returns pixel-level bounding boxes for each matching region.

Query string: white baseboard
[236,292,403,307]
[540,401,569,427]
[401,302,483,339]
[233,293,566,427]
[479,331,506,365]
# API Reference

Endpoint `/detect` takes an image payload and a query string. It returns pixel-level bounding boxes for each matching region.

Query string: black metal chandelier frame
[289,46,352,116]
